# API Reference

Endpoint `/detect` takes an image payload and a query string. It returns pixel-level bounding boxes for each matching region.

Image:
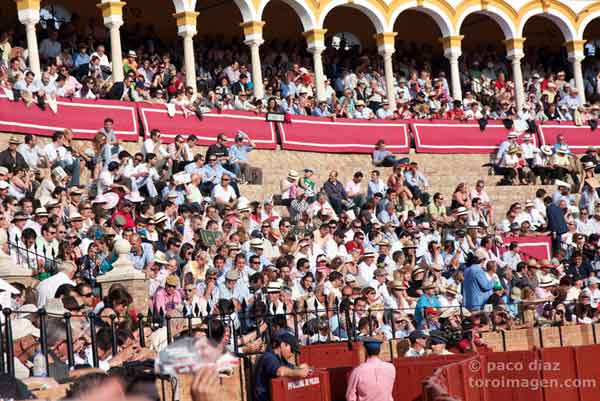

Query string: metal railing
[7,236,60,274]
[0,295,592,378]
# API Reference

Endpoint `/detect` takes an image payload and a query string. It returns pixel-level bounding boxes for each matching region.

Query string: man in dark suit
[546,196,568,252]
[107,75,135,101]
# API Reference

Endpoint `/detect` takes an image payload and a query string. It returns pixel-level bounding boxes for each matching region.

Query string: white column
[569,54,586,105]
[245,39,264,100]
[445,49,462,100]
[308,45,326,102]
[509,54,525,111]
[380,50,396,111]
[18,10,41,77]
[180,31,197,90]
[174,11,199,92]
[106,21,124,82]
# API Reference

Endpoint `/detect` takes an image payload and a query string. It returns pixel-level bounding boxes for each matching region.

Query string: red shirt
[446,108,465,120]
[112,210,135,228]
[345,240,364,255]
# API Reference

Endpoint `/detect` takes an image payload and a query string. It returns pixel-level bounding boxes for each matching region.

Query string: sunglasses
[166,284,177,288]
[185,288,195,292]
[81,292,93,297]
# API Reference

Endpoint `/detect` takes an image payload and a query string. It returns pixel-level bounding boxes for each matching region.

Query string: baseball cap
[409,330,429,342]
[277,332,301,354]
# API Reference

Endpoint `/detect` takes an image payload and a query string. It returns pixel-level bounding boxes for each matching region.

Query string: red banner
[137,104,277,149]
[537,122,599,153]
[501,234,552,261]
[278,116,410,154]
[412,120,540,154]
[0,95,139,141]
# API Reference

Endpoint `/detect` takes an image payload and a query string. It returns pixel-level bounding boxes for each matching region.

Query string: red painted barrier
[137,104,277,148]
[271,369,332,401]
[393,354,469,401]
[298,342,362,369]
[412,120,539,154]
[540,347,580,401]
[500,235,553,261]
[537,122,599,153]
[483,351,543,401]
[278,116,410,154]
[0,94,139,141]
[573,344,600,401]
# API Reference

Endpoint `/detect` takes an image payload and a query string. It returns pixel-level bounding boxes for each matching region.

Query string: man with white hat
[552,179,573,206]
[496,132,518,164]
[520,133,538,167]
[10,318,41,379]
[521,200,546,231]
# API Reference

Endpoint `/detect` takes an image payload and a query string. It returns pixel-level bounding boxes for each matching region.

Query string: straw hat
[8,136,21,145]
[287,170,299,180]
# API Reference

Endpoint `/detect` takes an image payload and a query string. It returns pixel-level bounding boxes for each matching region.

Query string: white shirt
[37,271,75,307]
[17,143,43,168]
[143,138,169,158]
[91,52,111,68]
[357,261,377,287]
[211,184,237,204]
[44,142,72,164]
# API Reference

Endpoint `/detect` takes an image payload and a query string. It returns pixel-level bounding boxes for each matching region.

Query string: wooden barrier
[160,363,245,401]
[30,384,69,400]
[481,325,600,352]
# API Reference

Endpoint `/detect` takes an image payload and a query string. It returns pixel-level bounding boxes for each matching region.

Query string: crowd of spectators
[2,16,600,400]
[2,21,600,124]
[0,117,599,389]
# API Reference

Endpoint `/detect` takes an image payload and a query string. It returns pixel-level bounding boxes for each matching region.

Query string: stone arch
[388,1,454,37]
[318,0,387,33]
[577,6,600,39]
[454,3,518,39]
[517,2,577,42]
[257,0,317,31]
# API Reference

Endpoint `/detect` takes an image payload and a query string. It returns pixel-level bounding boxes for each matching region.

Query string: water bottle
[32,349,47,377]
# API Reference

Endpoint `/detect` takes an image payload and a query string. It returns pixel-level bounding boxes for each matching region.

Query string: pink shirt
[153,287,183,314]
[346,357,396,401]
[345,180,362,197]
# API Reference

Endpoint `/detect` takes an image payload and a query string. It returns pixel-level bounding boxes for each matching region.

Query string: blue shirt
[184,162,204,175]
[253,350,294,401]
[73,53,90,68]
[229,144,253,163]
[280,82,297,98]
[368,179,387,199]
[200,164,235,184]
[129,243,155,270]
[414,294,441,325]
[462,264,494,310]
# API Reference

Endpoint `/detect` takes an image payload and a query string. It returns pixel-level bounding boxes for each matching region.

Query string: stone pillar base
[0,271,36,288]
[98,273,149,313]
